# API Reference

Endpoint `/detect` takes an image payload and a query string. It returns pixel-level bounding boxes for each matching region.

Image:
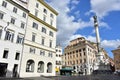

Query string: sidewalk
[0,76,52,80]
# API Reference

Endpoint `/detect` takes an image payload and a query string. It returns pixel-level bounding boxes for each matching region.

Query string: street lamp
[4,22,10,31]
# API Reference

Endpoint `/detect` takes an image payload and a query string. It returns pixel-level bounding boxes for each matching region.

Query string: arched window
[38,61,44,73]
[26,59,35,72]
[47,62,52,73]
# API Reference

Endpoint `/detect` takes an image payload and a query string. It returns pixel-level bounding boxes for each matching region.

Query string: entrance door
[13,64,18,77]
[0,63,8,77]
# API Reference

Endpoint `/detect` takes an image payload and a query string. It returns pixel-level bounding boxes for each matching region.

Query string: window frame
[50,19,53,25]
[4,30,14,42]
[49,40,52,48]
[2,1,7,8]
[29,47,36,54]
[16,34,24,44]
[36,3,39,8]
[0,28,2,39]
[21,22,25,29]
[41,27,46,33]
[43,8,47,14]
[3,50,8,59]
[22,12,26,18]
[43,15,46,22]
[13,7,17,13]
[10,17,16,24]
[35,9,38,17]
[32,33,36,42]
[50,13,54,18]
[15,52,20,60]
[32,22,38,29]
[0,12,4,19]
[41,37,45,45]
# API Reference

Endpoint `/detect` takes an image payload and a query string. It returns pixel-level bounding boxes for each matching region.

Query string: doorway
[0,63,8,77]
[13,64,18,77]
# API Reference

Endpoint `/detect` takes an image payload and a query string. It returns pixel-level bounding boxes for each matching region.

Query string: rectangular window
[36,3,39,8]
[48,52,53,57]
[49,31,53,37]
[5,31,14,42]
[21,22,25,29]
[84,52,86,56]
[79,53,81,56]
[50,19,53,25]
[22,12,26,18]
[16,34,24,44]
[80,59,82,63]
[0,12,4,19]
[29,47,36,54]
[15,52,20,60]
[0,29,2,39]
[2,1,7,7]
[13,64,18,75]
[43,8,47,14]
[41,27,46,33]
[49,40,52,48]
[79,49,81,52]
[50,13,54,18]
[32,33,36,42]
[40,50,45,56]
[83,48,85,51]
[41,37,45,45]
[43,15,46,22]
[35,9,38,17]
[10,18,15,24]
[13,7,17,13]
[32,22,38,29]
[3,50,8,59]
[84,59,86,63]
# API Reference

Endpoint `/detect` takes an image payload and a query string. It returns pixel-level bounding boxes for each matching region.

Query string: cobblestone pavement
[0,74,120,80]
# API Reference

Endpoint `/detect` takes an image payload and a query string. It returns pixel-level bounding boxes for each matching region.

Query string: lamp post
[4,22,9,31]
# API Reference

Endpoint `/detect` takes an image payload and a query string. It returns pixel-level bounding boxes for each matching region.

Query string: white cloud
[45,0,94,47]
[71,0,80,5]
[70,0,80,10]
[45,0,118,51]
[90,0,120,18]
[101,39,120,48]
[74,11,80,18]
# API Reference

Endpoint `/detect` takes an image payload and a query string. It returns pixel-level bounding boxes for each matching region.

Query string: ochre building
[63,37,97,75]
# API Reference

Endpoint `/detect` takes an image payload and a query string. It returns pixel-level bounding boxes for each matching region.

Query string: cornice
[29,13,57,31]
[6,0,29,13]
[37,0,58,15]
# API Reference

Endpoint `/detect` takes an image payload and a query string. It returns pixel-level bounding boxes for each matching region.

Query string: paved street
[0,74,120,80]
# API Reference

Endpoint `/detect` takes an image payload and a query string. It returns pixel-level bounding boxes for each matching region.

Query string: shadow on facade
[0,63,19,78]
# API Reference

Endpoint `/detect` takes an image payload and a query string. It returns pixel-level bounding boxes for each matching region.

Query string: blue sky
[45,0,120,58]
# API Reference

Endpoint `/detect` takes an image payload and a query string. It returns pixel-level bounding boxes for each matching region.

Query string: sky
[45,0,120,58]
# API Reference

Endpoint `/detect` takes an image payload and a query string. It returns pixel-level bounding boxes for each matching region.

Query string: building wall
[20,0,58,77]
[112,47,120,71]
[0,0,28,77]
[55,45,62,72]
[63,37,96,75]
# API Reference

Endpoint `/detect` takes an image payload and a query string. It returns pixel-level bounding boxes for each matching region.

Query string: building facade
[0,0,28,77]
[112,46,120,71]
[63,37,97,75]
[19,0,58,77]
[55,45,62,73]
